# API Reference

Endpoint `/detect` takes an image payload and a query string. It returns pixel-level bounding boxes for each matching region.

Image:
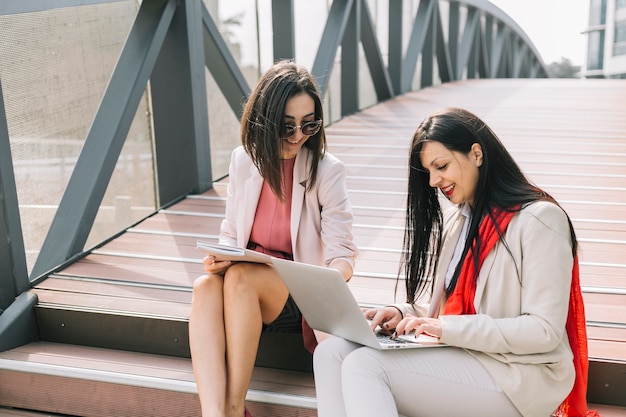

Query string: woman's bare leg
[222,263,290,417]
[190,274,227,417]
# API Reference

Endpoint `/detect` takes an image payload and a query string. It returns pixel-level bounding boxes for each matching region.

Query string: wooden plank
[588,339,626,362]
[58,254,203,285]
[94,234,203,258]
[1,342,194,382]
[587,326,626,343]
[38,277,192,304]
[0,341,315,399]
[33,288,190,318]
[129,212,223,234]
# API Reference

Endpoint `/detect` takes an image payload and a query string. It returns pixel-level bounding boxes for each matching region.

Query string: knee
[314,337,358,372]
[221,263,252,295]
[342,347,383,378]
[191,274,222,301]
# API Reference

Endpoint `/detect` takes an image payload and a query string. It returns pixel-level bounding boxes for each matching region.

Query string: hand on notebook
[202,255,232,275]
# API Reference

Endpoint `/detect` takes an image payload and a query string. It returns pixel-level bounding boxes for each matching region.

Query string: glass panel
[205,0,260,179]
[586,30,605,70]
[206,66,242,180]
[614,42,626,55]
[0,2,156,273]
[589,0,607,26]
[613,21,626,55]
[615,22,626,43]
[294,1,330,70]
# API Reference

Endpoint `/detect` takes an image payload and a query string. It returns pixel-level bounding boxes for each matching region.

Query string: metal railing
[0,0,546,341]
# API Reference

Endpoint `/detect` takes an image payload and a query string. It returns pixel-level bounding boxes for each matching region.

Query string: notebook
[196,240,272,264]
[271,257,446,350]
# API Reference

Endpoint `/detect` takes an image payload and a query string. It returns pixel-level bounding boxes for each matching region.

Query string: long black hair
[402,107,577,303]
[241,60,326,200]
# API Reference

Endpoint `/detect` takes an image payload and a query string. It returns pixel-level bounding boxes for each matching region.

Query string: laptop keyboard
[376,332,409,345]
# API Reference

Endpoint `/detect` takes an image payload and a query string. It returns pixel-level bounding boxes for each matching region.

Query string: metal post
[0,79,29,310]
[341,0,359,115]
[272,0,295,61]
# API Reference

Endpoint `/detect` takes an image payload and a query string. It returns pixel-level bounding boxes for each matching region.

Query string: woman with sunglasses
[313,107,597,417]
[189,60,358,417]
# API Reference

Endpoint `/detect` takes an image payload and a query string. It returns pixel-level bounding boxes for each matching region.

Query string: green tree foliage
[548,57,581,78]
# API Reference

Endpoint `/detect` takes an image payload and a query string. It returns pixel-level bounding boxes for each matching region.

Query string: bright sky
[489,0,589,66]
[220,1,590,69]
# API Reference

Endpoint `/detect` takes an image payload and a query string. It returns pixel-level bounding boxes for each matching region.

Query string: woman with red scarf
[313,108,597,417]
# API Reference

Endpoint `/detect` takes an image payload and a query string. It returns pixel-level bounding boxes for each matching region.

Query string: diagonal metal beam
[480,15,493,78]
[31,0,177,279]
[420,2,437,88]
[500,30,513,78]
[402,0,435,93]
[512,41,525,77]
[490,23,506,77]
[434,2,453,83]
[476,25,489,78]
[360,0,394,101]
[466,16,481,79]
[311,0,354,96]
[201,3,250,119]
[463,0,546,75]
[0,79,29,309]
[456,6,480,80]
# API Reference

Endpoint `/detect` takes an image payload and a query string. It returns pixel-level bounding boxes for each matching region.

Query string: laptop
[271,257,446,350]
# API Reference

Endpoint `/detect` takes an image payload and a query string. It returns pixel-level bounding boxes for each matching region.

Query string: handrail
[0,0,548,309]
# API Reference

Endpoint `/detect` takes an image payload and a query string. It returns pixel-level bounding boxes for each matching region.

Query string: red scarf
[443,207,599,417]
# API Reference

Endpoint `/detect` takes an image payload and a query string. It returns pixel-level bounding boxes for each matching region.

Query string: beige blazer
[397,201,576,417]
[219,145,358,269]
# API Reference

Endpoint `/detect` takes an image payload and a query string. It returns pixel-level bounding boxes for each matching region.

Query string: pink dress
[248,158,295,259]
[247,158,313,346]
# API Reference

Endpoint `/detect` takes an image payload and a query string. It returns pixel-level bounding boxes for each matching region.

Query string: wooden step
[27,283,626,408]
[2,342,626,417]
[30,276,626,362]
[31,286,313,373]
[0,342,315,417]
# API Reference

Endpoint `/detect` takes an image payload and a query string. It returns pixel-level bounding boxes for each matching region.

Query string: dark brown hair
[403,107,578,303]
[241,60,326,200]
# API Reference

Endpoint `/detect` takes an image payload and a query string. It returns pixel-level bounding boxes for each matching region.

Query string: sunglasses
[282,120,322,138]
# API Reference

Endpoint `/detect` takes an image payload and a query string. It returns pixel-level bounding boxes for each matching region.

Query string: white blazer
[219,145,358,269]
[396,201,576,417]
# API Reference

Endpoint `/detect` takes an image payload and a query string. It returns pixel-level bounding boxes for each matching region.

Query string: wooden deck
[1,78,625,416]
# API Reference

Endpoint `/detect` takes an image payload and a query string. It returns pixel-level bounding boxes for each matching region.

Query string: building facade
[583,0,626,78]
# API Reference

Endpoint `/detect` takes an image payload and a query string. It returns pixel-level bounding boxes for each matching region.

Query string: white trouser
[313,337,523,417]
